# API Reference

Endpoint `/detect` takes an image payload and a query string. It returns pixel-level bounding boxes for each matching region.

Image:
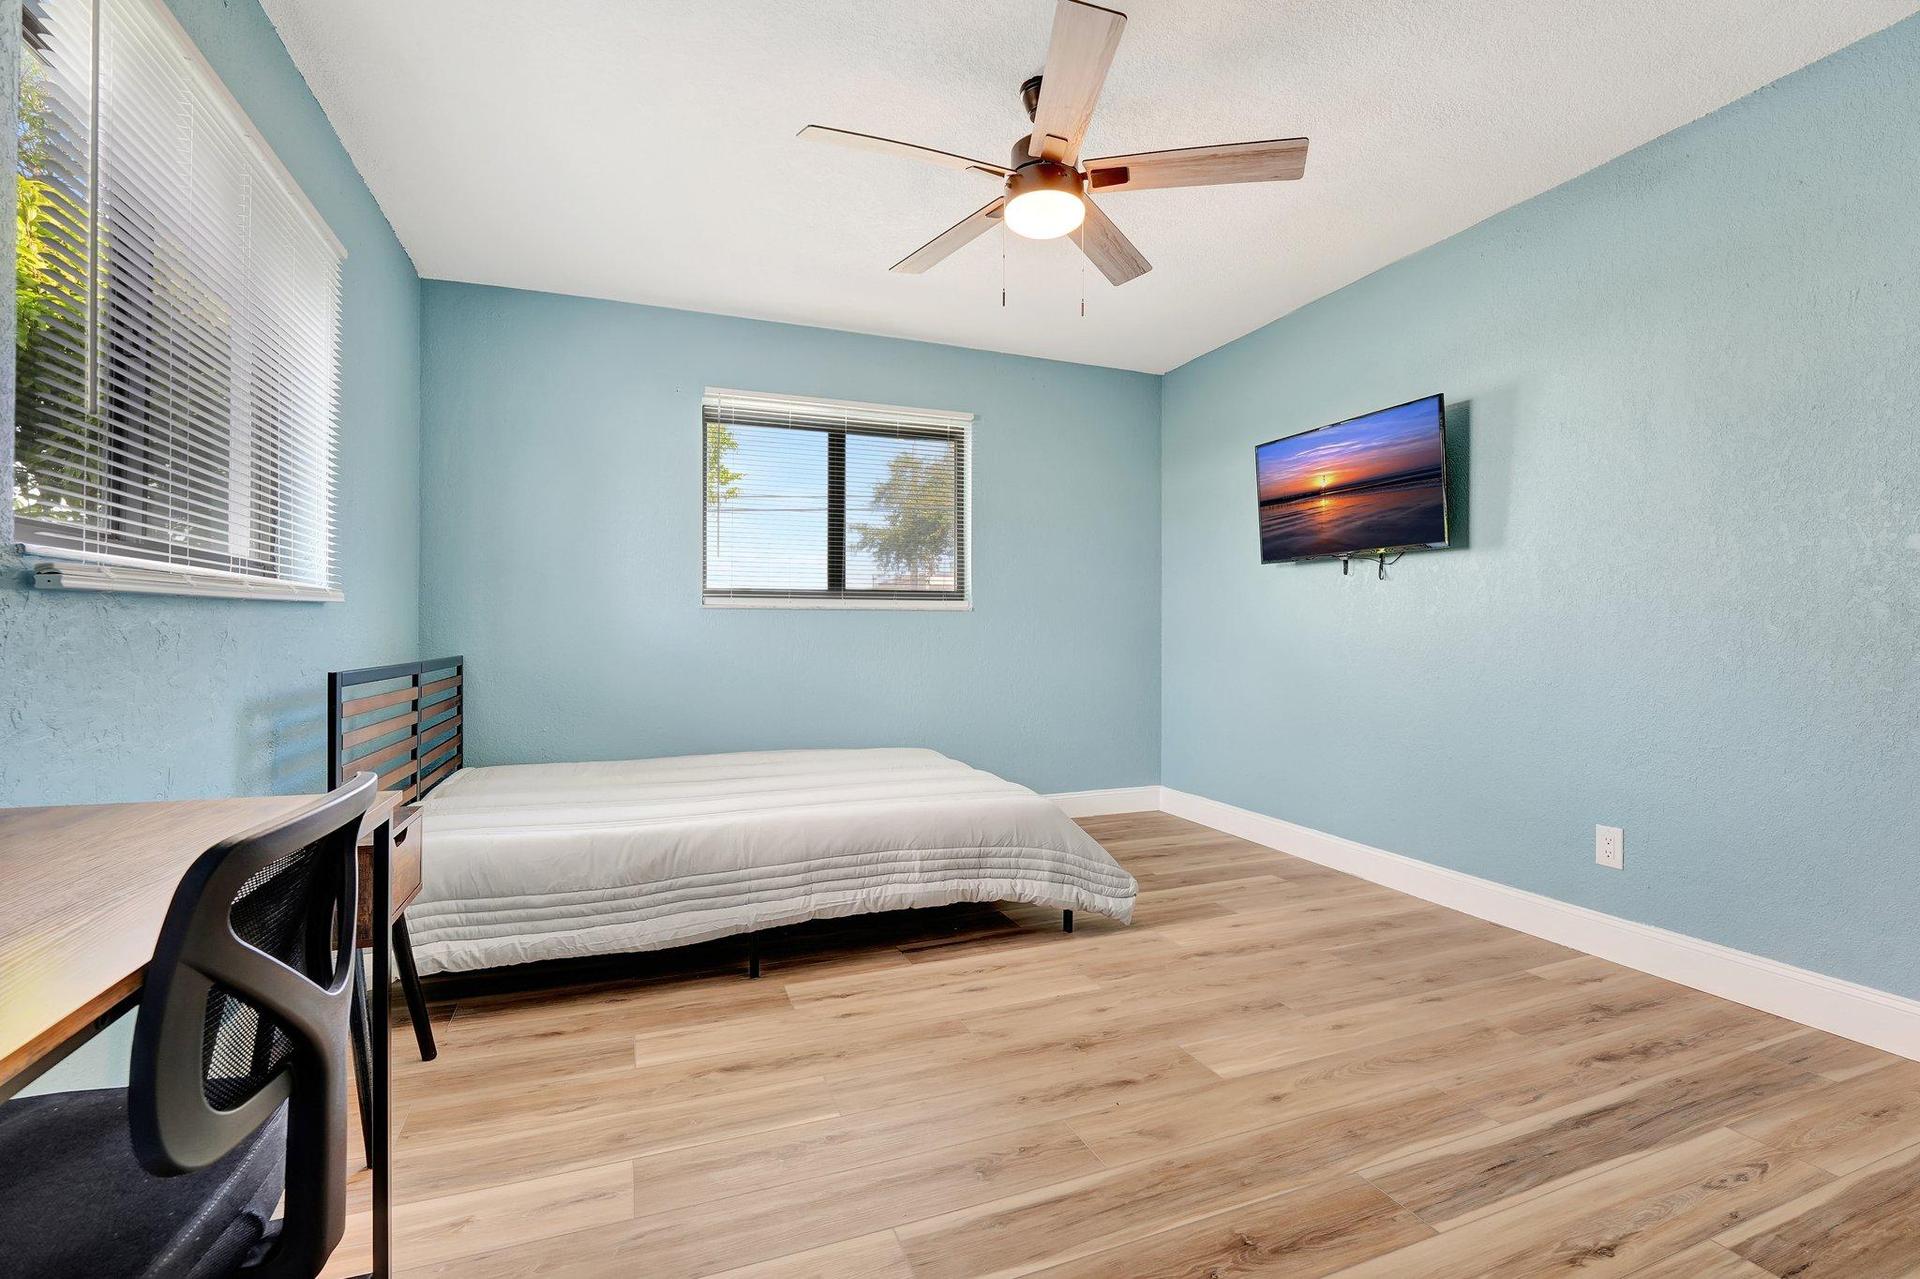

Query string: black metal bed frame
[746,909,1069,978]
[326,656,465,803]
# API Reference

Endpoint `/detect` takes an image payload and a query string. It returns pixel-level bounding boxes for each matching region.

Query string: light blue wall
[0,0,423,805]
[1161,17,1920,996]
[419,282,1161,794]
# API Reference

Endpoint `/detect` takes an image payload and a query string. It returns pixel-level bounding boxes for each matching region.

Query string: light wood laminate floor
[324,812,1920,1277]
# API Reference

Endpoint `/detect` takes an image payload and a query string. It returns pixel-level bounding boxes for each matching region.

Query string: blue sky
[705,427,953,590]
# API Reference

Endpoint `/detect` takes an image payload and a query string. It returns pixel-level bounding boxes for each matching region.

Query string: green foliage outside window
[14,50,94,527]
[853,445,956,584]
[704,423,743,507]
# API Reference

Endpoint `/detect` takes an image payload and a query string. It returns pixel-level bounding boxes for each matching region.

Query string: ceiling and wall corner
[261,0,1918,375]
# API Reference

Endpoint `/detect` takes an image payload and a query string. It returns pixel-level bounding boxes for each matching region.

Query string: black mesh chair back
[129,773,375,1278]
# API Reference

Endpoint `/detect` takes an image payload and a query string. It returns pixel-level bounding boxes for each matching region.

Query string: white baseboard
[1045,786,1166,818]
[1159,787,1920,1062]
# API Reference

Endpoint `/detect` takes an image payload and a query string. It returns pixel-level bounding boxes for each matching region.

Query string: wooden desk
[0,790,401,1278]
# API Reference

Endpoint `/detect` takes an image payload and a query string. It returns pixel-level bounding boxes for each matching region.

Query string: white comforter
[407,748,1137,974]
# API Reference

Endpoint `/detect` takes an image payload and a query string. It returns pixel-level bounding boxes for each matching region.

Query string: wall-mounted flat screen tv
[1256,394,1449,563]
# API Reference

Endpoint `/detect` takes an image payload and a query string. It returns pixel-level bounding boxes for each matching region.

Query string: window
[703,390,971,608]
[14,0,346,600]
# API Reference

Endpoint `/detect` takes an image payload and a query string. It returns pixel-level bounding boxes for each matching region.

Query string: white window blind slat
[14,0,346,598]
[702,390,971,607]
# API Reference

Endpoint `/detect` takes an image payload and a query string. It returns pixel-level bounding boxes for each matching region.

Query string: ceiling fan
[799,0,1308,287]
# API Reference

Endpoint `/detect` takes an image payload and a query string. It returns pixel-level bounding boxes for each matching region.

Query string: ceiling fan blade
[1084,137,1309,193]
[1076,197,1149,286]
[891,198,1006,274]
[799,125,1010,178]
[1027,0,1127,165]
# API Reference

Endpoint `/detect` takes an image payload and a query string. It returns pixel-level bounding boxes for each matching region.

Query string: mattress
[406,748,1137,974]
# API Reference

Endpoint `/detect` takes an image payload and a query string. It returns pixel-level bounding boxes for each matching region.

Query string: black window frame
[701,400,970,606]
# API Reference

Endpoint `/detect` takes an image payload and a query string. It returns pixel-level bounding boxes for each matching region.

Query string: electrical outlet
[1595,824,1624,870]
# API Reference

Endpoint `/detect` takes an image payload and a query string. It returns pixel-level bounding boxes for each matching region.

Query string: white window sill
[702,596,972,612]
[21,545,342,602]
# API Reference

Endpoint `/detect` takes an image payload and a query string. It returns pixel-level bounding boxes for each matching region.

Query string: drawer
[356,807,423,948]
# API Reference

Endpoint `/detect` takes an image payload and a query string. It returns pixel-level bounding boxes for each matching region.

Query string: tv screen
[1255,394,1449,563]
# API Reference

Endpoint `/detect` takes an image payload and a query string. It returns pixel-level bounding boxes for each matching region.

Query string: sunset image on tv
[1256,395,1447,562]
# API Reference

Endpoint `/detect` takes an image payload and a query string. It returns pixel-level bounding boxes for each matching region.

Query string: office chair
[0,774,375,1278]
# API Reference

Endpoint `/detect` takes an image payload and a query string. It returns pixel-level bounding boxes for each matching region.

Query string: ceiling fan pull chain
[1079,224,1087,317]
[1001,227,1008,309]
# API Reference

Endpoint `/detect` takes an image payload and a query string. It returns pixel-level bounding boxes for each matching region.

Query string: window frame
[12,0,348,603]
[700,389,974,611]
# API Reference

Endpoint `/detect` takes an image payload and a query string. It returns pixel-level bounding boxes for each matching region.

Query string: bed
[327,659,1137,978]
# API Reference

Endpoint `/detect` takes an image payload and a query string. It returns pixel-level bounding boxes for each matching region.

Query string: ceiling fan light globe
[1004,188,1085,240]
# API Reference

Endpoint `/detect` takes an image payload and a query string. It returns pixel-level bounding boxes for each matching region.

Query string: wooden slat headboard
[327,656,464,803]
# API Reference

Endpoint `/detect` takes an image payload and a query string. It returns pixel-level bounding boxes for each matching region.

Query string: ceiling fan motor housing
[1004,154,1085,201]
[1020,74,1044,122]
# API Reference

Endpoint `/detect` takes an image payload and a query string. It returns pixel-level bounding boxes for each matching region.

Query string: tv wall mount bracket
[1339,551,1405,580]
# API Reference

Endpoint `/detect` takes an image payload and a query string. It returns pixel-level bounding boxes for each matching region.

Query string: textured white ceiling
[263,0,1917,373]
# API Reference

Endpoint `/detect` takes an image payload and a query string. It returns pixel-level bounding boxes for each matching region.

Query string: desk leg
[369,820,394,1278]
[349,952,374,1166]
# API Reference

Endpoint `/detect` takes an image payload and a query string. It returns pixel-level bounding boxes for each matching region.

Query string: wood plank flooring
[322,812,1920,1277]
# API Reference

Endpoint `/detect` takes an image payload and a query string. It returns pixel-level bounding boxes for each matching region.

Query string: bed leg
[1063,910,1073,934]
[747,931,761,980]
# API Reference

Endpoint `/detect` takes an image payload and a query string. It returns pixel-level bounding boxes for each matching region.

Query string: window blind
[14,0,346,599]
[702,389,971,606]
